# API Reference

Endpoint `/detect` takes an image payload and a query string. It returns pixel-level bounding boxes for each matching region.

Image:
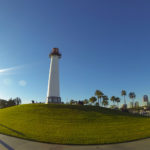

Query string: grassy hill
[0,104,150,144]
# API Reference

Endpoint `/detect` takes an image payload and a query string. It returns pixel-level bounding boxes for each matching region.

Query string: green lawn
[0,104,150,144]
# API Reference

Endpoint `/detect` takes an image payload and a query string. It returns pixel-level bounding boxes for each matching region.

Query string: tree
[115,97,120,107]
[95,90,104,106]
[89,96,97,104]
[7,98,16,107]
[32,100,35,104]
[83,99,89,105]
[78,100,84,105]
[110,96,116,105]
[102,99,109,107]
[102,95,109,107]
[121,90,127,105]
[14,97,21,105]
[0,99,7,108]
[129,92,136,108]
[95,102,99,106]
[0,97,21,108]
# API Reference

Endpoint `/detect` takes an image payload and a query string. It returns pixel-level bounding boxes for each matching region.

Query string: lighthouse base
[46,96,61,104]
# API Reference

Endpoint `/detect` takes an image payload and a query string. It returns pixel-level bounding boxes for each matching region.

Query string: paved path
[0,134,150,150]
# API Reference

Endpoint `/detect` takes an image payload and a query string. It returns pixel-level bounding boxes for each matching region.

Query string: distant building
[143,95,149,106]
[143,95,148,102]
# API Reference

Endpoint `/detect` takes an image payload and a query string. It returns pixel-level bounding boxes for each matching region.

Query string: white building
[143,95,149,106]
[46,48,61,104]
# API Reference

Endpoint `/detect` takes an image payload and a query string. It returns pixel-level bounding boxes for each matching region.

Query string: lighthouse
[46,48,61,104]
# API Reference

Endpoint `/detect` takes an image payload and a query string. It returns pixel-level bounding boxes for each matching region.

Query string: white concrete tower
[46,48,61,104]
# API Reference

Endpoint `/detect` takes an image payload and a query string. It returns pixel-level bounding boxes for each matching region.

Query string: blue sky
[0,0,150,105]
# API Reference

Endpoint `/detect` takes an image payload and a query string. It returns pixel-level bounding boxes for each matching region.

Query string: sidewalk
[0,134,150,150]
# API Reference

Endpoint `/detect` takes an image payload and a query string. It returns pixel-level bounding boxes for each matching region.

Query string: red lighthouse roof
[49,48,61,58]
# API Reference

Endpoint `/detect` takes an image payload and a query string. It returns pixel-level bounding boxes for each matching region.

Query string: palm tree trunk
[100,98,101,106]
[124,95,126,104]
[132,99,134,108]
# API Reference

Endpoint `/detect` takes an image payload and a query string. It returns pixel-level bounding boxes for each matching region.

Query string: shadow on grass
[0,124,24,136]
[45,104,144,117]
[0,140,14,150]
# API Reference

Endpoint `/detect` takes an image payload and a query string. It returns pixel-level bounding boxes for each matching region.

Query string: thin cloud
[0,66,23,75]
[0,67,15,73]
[19,80,27,86]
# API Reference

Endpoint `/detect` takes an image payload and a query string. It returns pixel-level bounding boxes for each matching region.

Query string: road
[0,134,150,150]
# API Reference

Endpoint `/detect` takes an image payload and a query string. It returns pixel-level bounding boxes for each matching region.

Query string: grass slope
[0,104,150,144]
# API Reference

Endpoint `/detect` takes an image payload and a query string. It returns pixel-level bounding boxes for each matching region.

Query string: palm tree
[89,96,97,104]
[115,97,120,107]
[95,90,104,106]
[121,90,127,105]
[129,92,136,108]
[110,96,116,105]
[102,95,109,107]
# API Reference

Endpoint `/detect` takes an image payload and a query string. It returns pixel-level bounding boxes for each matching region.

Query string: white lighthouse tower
[46,48,61,104]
